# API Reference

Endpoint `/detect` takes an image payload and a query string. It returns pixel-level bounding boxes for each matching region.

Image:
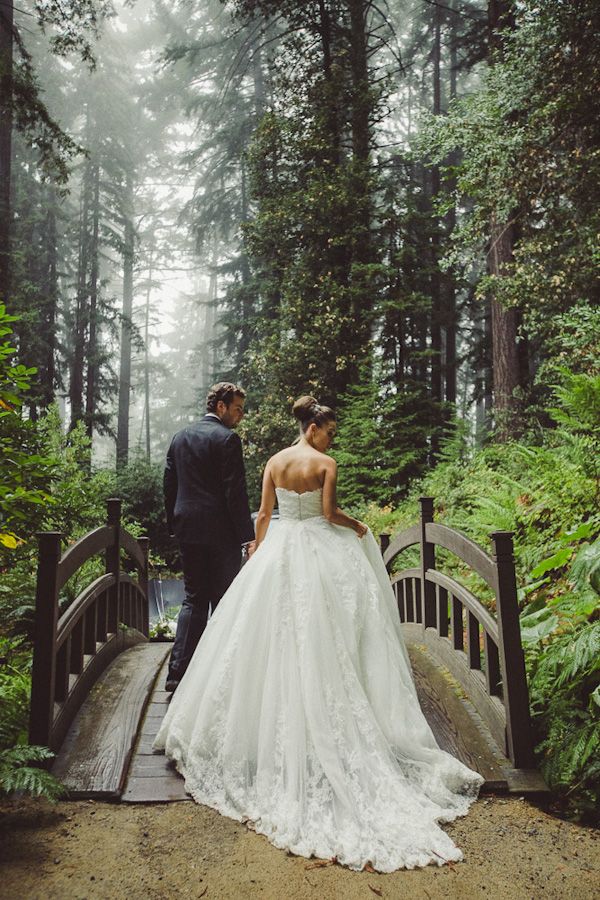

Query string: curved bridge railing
[381,497,535,770]
[29,499,149,753]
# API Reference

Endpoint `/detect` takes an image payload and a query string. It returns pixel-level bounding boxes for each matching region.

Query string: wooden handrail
[29,498,150,753]
[56,526,113,592]
[425,570,499,644]
[382,496,535,770]
[425,523,497,588]
[119,527,146,571]
[56,574,116,650]
[382,524,420,566]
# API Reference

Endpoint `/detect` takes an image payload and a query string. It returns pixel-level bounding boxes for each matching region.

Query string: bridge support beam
[419,498,437,629]
[106,499,121,634]
[491,531,535,769]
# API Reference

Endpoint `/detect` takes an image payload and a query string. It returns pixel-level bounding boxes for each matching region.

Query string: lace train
[153,489,483,872]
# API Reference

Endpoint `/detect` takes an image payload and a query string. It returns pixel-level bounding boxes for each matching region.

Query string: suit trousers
[168,541,242,681]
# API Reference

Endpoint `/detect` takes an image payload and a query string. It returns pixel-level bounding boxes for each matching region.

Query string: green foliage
[149,606,180,641]
[420,0,600,352]
[528,618,600,819]
[333,370,431,509]
[38,406,116,537]
[0,637,63,802]
[0,637,31,748]
[0,306,56,551]
[116,455,173,564]
[0,745,64,802]
[355,370,599,816]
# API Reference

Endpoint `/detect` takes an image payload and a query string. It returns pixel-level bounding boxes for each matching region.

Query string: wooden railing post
[138,536,150,637]
[29,532,62,750]
[380,533,390,558]
[419,497,436,628]
[491,530,535,768]
[106,498,121,634]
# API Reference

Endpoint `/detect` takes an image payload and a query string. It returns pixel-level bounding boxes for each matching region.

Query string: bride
[153,395,483,872]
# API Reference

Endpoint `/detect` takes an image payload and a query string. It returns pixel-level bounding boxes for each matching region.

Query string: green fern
[0,637,32,748]
[532,623,600,688]
[0,745,64,802]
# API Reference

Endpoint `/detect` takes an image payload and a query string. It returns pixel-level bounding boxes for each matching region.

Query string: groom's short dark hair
[206,382,246,412]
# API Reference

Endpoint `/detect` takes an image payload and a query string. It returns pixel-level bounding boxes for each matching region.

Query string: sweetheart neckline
[274,486,323,497]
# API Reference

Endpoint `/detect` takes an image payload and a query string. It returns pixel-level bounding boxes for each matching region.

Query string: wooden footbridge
[29,497,547,803]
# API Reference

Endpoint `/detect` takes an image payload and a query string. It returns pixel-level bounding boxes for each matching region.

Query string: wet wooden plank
[128,754,178,776]
[407,642,548,794]
[408,644,509,792]
[51,642,171,799]
[122,653,191,803]
[505,768,550,795]
[122,774,190,803]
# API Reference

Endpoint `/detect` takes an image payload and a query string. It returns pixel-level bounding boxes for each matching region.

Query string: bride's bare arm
[254,461,276,548]
[322,459,367,537]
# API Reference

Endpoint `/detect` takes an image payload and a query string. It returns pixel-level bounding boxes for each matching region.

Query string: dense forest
[0,1,598,818]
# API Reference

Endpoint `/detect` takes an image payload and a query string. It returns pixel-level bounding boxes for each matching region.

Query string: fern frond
[0,745,63,802]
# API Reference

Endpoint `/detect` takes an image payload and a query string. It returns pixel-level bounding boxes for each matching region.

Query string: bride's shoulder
[269,446,294,464]
[323,455,337,472]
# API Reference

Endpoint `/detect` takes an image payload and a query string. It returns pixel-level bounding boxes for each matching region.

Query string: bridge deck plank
[57,638,544,803]
[408,644,510,791]
[122,654,191,803]
[51,642,171,799]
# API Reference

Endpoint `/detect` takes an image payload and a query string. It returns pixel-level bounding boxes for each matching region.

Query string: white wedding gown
[153,488,483,872]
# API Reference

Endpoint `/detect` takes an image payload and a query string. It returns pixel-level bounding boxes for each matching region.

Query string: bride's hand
[354,521,368,539]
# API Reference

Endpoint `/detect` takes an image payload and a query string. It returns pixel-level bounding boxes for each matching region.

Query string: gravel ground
[0,795,598,900]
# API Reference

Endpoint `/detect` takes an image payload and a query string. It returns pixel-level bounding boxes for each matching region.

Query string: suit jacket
[163,415,255,546]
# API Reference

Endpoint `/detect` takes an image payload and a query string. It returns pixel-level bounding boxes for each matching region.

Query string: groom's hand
[246,540,257,558]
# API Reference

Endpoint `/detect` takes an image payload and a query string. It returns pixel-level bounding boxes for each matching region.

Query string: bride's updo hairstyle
[292,395,335,433]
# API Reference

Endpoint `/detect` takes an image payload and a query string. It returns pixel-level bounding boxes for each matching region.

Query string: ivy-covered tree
[422,0,600,435]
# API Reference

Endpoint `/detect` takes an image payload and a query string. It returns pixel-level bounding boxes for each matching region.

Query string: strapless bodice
[275,487,324,521]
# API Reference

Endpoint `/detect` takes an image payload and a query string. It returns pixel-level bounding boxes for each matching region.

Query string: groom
[163,381,256,692]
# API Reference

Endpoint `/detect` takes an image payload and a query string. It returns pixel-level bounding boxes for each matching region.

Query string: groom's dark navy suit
[164,414,255,684]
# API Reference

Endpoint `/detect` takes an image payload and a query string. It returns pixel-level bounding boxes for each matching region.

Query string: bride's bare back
[268,444,330,494]
[252,414,365,550]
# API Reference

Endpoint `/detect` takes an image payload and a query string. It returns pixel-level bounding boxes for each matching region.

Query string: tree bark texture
[116,170,135,469]
[85,162,100,440]
[0,1,13,302]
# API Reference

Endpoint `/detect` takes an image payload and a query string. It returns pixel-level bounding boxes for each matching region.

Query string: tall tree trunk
[41,184,58,409]
[345,0,373,392]
[85,162,100,440]
[250,24,265,120]
[0,1,13,302]
[143,250,153,462]
[487,0,519,439]
[483,296,493,426]
[69,151,92,431]
[202,238,218,396]
[489,214,519,436]
[318,0,340,165]
[429,4,443,440]
[116,170,134,469]
[444,1,458,407]
[347,0,370,166]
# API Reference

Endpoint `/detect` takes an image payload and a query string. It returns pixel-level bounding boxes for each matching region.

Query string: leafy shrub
[116,455,174,565]
[0,637,63,801]
[348,369,599,816]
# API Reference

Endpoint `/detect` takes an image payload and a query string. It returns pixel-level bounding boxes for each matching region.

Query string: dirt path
[0,796,598,899]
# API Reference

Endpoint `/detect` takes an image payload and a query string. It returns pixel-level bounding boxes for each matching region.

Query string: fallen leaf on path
[368,885,383,896]
[305,857,336,870]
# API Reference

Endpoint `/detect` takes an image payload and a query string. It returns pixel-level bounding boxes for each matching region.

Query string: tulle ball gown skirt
[153,489,483,873]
